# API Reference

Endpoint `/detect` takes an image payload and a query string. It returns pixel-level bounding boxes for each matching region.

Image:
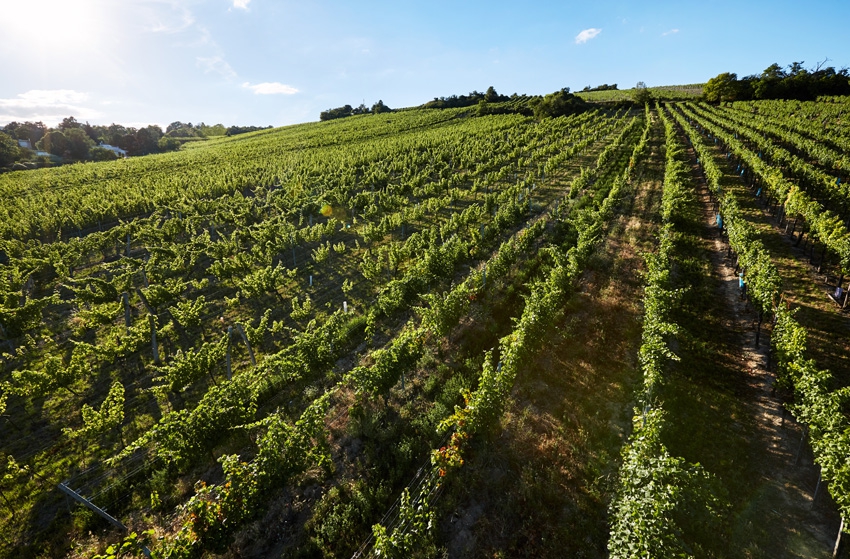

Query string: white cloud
[197,56,237,80]
[0,90,102,126]
[6,90,88,106]
[575,28,601,44]
[233,0,251,9]
[146,7,195,34]
[242,82,299,95]
[662,28,680,36]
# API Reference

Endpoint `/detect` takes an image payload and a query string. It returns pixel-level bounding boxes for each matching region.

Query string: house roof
[99,143,128,155]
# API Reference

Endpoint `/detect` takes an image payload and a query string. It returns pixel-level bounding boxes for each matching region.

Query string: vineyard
[1,97,849,558]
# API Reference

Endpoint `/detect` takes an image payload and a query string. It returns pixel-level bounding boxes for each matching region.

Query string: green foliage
[0,132,20,167]
[609,411,725,559]
[371,99,392,114]
[531,88,589,119]
[632,81,652,104]
[155,335,227,393]
[309,480,390,558]
[346,324,423,398]
[672,100,850,528]
[609,105,729,556]
[0,454,29,517]
[91,531,154,559]
[65,381,125,441]
[418,286,471,338]
[158,136,181,152]
[0,102,680,557]
[64,127,96,160]
[238,264,282,299]
[704,62,850,101]
[372,488,436,559]
[289,295,313,321]
[90,146,119,161]
[37,129,68,157]
[421,86,509,110]
[703,72,741,102]
[170,295,207,330]
[0,294,51,337]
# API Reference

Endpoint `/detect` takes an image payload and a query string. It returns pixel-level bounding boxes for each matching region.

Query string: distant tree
[64,127,95,160]
[37,130,69,157]
[166,121,191,133]
[703,72,740,102]
[134,126,163,155]
[0,132,20,167]
[754,64,785,99]
[115,129,137,153]
[58,116,82,130]
[224,125,272,136]
[761,63,786,80]
[371,100,391,114]
[2,121,46,144]
[582,83,619,92]
[632,81,652,104]
[530,88,588,119]
[89,146,119,161]
[158,136,181,152]
[320,105,354,121]
[484,86,499,102]
[197,123,227,136]
[788,61,806,76]
[103,124,129,146]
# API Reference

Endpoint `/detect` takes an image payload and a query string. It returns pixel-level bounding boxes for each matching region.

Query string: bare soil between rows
[685,142,840,558]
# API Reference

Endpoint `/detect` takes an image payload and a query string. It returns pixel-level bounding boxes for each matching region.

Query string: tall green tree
[58,116,82,130]
[703,72,740,102]
[0,132,20,167]
[530,88,587,119]
[632,81,652,104]
[64,127,95,160]
[37,129,69,157]
[371,100,391,114]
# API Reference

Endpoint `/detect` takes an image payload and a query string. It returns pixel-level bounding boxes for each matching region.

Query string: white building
[99,143,128,158]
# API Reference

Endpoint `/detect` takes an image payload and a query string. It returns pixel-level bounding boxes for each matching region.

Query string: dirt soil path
[437,112,665,559]
[686,144,840,558]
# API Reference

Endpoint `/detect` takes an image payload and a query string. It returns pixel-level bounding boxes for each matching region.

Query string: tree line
[581,83,618,92]
[319,100,391,121]
[0,118,274,171]
[703,60,850,102]
[422,86,590,119]
[317,85,588,122]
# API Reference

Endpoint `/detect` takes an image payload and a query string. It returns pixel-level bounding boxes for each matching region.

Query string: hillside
[1,98,849,559]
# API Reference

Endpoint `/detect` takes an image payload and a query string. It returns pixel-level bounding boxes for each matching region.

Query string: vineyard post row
[608,103,727,558]
[363,106,652,558]
[668,102,850,555]
[679,102,850,281]
[64,109,636,556]
[0,108,628,552]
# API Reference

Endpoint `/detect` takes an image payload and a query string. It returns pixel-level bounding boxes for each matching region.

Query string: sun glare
[2,0,106,52]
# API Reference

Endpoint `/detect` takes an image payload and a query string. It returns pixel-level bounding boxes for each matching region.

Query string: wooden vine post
[149,315,160,364]
[122,292,131,333]
[225,326,233,379]
[235,323,256,366]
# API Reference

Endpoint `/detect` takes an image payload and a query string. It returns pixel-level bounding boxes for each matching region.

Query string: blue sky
[1,0,848,128]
